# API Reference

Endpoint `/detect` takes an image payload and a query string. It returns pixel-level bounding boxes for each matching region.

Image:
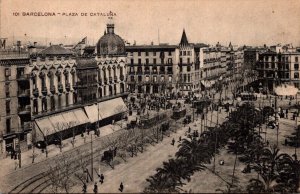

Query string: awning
[84,104,102,123]
[34,108,89,141]
[48,114,66,132]
[73,108,89,124]
[98,97,128,119]
[61,111,79,127]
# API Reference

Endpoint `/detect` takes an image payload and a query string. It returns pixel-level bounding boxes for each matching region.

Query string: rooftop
[39,45,74,56]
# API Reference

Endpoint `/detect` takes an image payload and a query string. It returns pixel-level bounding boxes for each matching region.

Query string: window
[180,51,182,56]
[5,68,11,77]
[138,51,141,56]
[51,96,55,111]
[161,76,165,81]
[153,76,157,82]
[5,83,9,98]
[169,76,172,82]
[131,76,135,81]
[34,99,38,114]
[131,59,134,65]
[153,58,156,64]
[42,98,47,112]
[138,76,142,82]
[295,63,299,70]
[6,118,11,133]
[168,51,172,56]
[183,51,186,56]
[295,73,299,79]
[179,65,183,72]
[146,58,149,65]
[146,76,149,82]
[187,58,190,64]
[138,59,141,64]
[41,76,46,89]
[6,100,10,114]
[57,73,61,83]
[58,95,61,108]
[66,93,69,107]
[153,51,156,56]
[265,63,269,69]
[187,51,191,56]
[146,51,149,56]
[180,58,183,64]
[187,66,191,72]
[168,58,172,64]
[296,57,299,62]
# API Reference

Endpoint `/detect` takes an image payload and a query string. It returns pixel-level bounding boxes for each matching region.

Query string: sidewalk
[0,124,123,177]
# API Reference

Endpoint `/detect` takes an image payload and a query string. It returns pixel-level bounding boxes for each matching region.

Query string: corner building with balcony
[0,22,128,156]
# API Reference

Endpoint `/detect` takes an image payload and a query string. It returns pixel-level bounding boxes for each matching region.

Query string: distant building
[256,50,300,91]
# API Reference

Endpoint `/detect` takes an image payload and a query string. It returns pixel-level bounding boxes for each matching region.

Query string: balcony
[58,83,63,93]
[18,105,31,115]
[65,83,71,91]
[50,85,56,94]
[33,88,39,97]
[42,86,48,96]
[17,74,30,81]
[18,89,30,97]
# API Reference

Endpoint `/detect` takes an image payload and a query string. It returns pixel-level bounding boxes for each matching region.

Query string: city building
[256,49,300,91]
[125,44,178,94]
[0,22,128,156]
[0,49,30,155]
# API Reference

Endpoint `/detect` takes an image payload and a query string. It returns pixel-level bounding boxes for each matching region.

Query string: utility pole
[90,133,94,182]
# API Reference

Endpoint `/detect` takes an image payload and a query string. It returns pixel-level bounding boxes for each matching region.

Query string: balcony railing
[33,88,39,97]
[65,83,71,91]
[17,89,30,97]
[58,83,63,93]
[18,105,31,115]
[50,85,56,93]
[114,76,118,82]
[42,86,48,95]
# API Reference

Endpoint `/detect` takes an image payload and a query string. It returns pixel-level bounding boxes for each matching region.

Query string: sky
[0,0,300,47]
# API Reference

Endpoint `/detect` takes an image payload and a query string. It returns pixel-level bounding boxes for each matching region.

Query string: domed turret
[96,23,125,56]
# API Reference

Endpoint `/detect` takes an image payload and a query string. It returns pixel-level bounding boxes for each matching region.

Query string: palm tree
[277,153,300,193]
[247,146,286,193]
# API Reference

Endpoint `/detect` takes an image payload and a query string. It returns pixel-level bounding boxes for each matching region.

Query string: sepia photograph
[0,0,300,193]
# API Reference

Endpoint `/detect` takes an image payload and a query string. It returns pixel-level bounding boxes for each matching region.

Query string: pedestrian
[93,182,98,194]
[178,136,182,142]
[188,126,191,133]
[119,182,124,192]
[171,138,175,146]
[82,183,87,193]
[100,174,104,184]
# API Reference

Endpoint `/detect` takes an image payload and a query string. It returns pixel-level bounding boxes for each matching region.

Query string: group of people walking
[82,173,124,193]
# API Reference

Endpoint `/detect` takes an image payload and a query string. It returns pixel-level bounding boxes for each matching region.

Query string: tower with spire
[179,29,189,46]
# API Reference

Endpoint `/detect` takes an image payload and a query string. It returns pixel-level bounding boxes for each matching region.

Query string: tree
[47,153,76,193]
